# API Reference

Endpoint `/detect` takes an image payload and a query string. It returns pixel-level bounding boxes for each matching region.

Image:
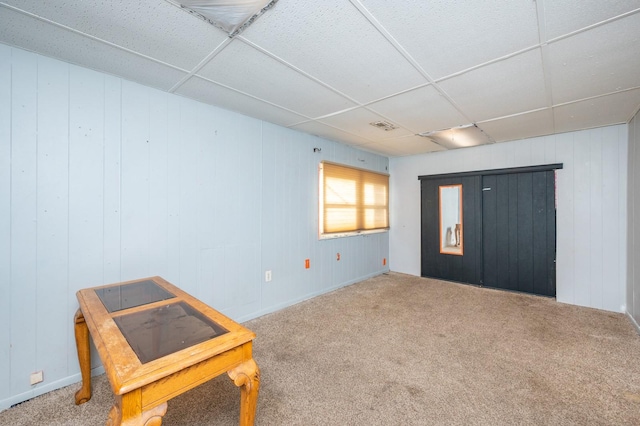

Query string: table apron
[139,343,249,410]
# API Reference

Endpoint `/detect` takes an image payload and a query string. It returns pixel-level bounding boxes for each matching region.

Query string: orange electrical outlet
[305,259,310,269]
[337,253,340,261]
[383,258,387,266]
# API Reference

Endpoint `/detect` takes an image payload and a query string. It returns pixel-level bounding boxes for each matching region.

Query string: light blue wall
[0,45,389,409]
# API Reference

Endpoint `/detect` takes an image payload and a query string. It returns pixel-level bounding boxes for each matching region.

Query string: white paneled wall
[390,125,628,313]
[0,45,389,409]
[260,123,389,314]
[628,109,640,331]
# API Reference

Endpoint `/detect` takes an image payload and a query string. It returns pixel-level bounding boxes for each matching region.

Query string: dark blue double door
[420,167,558,297]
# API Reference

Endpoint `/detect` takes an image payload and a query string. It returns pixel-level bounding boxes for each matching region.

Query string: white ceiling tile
[0,7,187,90]
[353,143,404,157]
[361,0,540,79]
[367,85,468,133]
[354,142,409,158]
[547,12,640,104]
[319,108,413,141]
[543,0,640,40]
[176,76,308,127]
[196,40,356,118]
[241,0,427,103]
[437,49,548,122]
[478,109,555,143]
[291,121,374,147]
[2,0,226,70]
[365,135,445,158]
[553,88,640,133]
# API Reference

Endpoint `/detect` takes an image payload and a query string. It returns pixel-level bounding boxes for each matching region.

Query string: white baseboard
[0,366,105,412]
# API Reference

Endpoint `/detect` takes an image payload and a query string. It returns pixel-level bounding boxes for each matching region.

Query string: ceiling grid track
[237,36,362,108]
[348,0,474,126]
[533,0,556,132]
[546,7,640,45]
[168,37,233,93]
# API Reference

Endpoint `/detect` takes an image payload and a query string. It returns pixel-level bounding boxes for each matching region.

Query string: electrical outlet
[265,270,272,282]
[30,371,43,385]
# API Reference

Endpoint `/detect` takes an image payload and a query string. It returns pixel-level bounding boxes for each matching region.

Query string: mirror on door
[439,184,463,255]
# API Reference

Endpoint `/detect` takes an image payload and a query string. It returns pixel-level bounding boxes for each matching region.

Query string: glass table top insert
[114,301,229,363]
[95,280,176,313]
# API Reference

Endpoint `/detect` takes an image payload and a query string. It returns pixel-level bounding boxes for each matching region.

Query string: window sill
[319,228,389,240]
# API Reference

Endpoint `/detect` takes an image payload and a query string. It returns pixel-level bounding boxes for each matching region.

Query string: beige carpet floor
[2,272,640,425]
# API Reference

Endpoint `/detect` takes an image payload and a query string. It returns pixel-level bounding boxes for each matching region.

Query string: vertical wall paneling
[35,55,70,384]
[218,109,261,314]
[572,133,591,307]
[148,89,169,279]
[589,129,604,309]
[515,138,534,166]
[234,116,262,318]
[307,138,321,295]
[614,125,627,314]
[67,65,105,373]
[261,124,292,310]
[601,125,621,311]
[258,123,389,318]
[260,123,277,308]
[120,81,150,280]
[177,99,199,296]
[0,44,12,401]
[67,65,105,287]
[194,103,214,301]
[196,101,217,306]
[1,46,389,408]
[103,75,122,285]
[391,125,628,312]
[487,143,508,169]
[530,138,547,165]
[9,48,38,394]
[553,133,575,305]
[165,96,181,284]
[543,135,557,163]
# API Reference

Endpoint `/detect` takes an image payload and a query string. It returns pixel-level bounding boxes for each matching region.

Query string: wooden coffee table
[73,276,260,425]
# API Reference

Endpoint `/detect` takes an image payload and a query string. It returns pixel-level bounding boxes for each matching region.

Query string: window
[319,161,389,238]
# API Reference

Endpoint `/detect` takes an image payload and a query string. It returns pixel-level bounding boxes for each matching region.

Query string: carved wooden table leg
[107,391,167,426]
[228,359,260,426]
[74,309,92,405]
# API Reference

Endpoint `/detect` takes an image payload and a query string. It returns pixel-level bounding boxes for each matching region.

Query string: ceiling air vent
[369,120,398,131]
[168,0,278,37]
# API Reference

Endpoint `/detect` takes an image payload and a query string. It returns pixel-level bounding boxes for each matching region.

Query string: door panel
[517,172,534,294]
[482,171,556,297]
[421,176,482,285]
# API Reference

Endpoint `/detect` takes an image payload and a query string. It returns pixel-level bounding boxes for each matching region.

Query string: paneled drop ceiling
[1,0,639,157]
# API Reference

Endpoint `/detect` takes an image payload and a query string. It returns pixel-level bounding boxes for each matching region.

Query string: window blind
[319,162,389,235]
